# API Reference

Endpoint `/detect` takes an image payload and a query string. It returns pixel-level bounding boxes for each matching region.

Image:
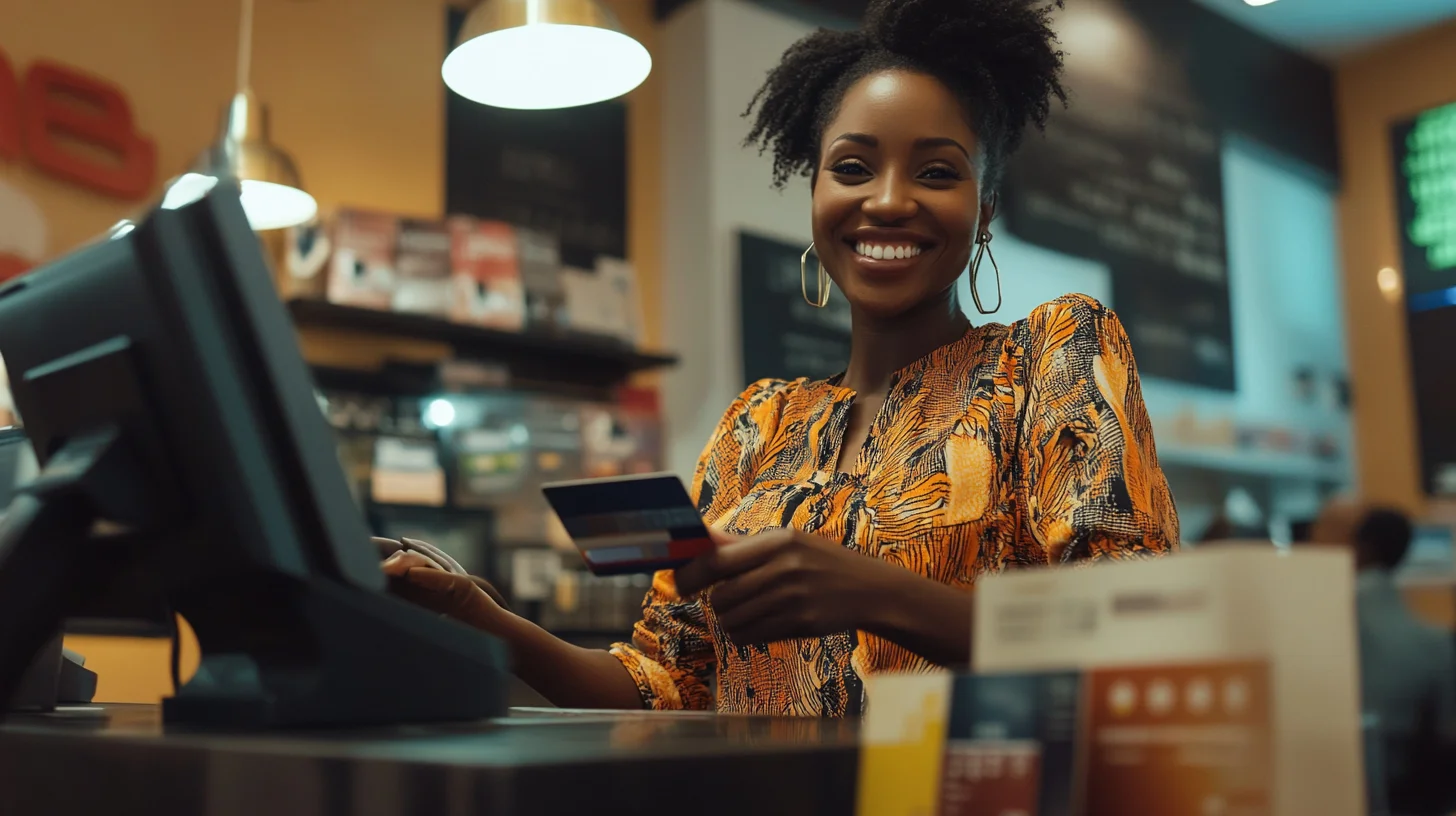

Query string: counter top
[0,704,861,816]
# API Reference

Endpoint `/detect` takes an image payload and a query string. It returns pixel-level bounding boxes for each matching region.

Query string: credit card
[542,473,713,576]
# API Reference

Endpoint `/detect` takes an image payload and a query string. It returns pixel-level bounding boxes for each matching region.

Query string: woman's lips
[843,239,933,275]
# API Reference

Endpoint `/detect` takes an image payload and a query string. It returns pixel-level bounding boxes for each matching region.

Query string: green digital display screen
[1394,100,1456,308]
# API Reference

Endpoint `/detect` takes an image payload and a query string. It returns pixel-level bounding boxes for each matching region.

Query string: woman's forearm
[491,613,646,710]
[863,566,975,669]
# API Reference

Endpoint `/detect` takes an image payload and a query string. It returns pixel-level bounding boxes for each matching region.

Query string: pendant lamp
[443,0,652,110]
[173,0,317,231]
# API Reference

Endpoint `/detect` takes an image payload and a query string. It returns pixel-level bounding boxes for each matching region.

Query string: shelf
[288,299,678,389]
[1157,444,1350,483]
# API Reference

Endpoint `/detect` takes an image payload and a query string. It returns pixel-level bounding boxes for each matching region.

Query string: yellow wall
[1336,20,1456,514]
[1,0,661,703]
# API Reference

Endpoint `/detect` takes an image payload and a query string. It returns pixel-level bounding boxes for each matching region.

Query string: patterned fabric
[610,294,1179,716]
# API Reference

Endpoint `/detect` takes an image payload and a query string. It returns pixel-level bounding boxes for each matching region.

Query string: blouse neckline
[817,323,985,399]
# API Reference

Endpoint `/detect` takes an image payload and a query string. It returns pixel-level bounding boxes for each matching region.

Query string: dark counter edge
[0,705,859,816]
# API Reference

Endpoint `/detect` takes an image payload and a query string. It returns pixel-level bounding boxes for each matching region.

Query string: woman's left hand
[673,528,897,645]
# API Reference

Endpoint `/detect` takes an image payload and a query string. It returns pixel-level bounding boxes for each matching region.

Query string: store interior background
[2,0,1456,702]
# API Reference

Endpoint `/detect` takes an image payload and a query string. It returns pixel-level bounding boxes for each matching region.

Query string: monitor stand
[0,426,144,715]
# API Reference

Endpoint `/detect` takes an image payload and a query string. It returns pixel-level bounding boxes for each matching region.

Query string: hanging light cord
[236,0,254,93]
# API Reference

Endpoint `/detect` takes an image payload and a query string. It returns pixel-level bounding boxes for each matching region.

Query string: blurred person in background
[1351,508,1456,815]
[381,0,1179,716]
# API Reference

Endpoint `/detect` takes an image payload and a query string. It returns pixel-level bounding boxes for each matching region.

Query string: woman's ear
[977,196,997,238]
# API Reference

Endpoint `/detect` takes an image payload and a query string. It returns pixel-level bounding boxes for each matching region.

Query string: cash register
[0,184,508,728]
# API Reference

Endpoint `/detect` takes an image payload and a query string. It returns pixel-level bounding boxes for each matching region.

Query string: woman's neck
[840,288,970,394]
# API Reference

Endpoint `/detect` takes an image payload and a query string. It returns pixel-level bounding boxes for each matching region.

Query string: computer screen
[0,184,505,727]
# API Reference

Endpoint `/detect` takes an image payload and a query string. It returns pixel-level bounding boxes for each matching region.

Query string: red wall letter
[21,60,156,200]
[0,50,19,160]
[0,255,31,283]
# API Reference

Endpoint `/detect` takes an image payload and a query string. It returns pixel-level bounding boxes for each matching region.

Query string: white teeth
[854,243,922,260]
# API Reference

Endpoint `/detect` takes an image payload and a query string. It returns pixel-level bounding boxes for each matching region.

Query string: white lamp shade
[444,0,651,110]
[186,91,318,231]
[162,173,318,232]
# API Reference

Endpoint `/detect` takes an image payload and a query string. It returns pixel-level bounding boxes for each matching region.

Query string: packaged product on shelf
[327,208,398,309]
[393,218,453,317]
[595,256,642,345]
[581,387,664,479]
[370,436,446,507]
[509,547,562,603]
[517,227,567,331]
[446,392,531,509]
[449,216,526,330]
[560,265,620,338]
[495,395,586,545]
[523,395,585,490]
[282,218,331,301]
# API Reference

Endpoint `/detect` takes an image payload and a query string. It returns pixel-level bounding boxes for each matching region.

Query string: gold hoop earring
[801,242,830,308]
[969,231,1002,315]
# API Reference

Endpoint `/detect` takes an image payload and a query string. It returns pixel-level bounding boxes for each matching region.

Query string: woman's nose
[861,173,918,223]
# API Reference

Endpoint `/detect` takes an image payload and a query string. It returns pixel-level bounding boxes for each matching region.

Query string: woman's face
[812,69,990,319]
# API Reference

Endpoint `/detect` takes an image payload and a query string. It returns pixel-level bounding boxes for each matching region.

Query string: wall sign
[1391,100,1456,496]
[0,180,46,283]
[1002,76,1233,390]
[443,10,627,270]
[0,46,157,282]
[739,232,851,385]
[0,49,157,201]
[1394,100,1456,307]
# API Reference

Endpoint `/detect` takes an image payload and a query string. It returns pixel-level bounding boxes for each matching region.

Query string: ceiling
[1191,0,1456,61]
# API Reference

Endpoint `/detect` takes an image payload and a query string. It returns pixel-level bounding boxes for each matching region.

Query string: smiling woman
[382,0,1180,717]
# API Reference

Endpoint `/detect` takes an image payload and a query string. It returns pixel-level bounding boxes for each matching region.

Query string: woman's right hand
[375,537,513,634]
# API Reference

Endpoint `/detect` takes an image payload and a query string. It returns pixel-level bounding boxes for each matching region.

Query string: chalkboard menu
[739,232,852,384]
[444,9,627,269]
[1393,101,1456,306]
[1392,101,1456,496]
[1002,78,1234,391]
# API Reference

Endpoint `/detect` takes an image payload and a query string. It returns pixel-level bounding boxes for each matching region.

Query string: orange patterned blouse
[610,294,1179,716]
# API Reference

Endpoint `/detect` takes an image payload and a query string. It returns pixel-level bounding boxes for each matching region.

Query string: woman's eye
[831,160,869,176]
[920,165,962,181]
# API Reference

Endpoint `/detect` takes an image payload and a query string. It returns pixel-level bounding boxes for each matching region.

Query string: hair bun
[865,0,1065,156]
[744,0,1065,189]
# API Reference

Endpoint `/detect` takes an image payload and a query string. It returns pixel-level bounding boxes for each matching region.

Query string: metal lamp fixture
[443,0,652,110]
[169,0,317,231]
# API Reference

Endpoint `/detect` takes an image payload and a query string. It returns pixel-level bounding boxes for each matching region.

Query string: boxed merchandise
[972,546,1360,815]
[859,660,1274,816]
[495,395,586,546]
[283,218,331,301]
[447,393,531,509]
[327,208,398,309]
[595,256,643,345]
[369,435,446,507]
[393,218,454,317]
[581,387,663,479]
[559,265,616,337]
[517,227,567,331]
[449,217,526,330]
[859,547,1362,816]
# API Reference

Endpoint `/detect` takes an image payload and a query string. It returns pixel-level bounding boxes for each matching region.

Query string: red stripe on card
[667,537,713,560]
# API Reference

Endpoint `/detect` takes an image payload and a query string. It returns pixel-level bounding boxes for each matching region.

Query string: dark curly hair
[744,0,1066,197]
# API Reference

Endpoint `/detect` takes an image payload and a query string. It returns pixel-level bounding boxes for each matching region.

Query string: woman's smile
[842,227,937,278]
